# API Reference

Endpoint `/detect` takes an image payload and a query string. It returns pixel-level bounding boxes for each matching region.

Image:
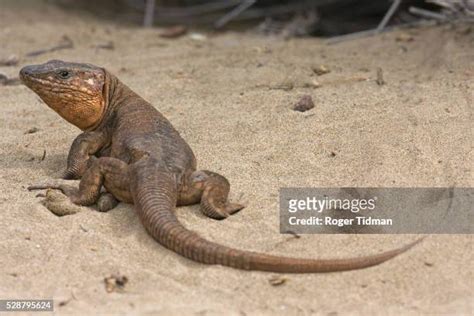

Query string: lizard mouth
[19,67,53,90]
[19,65,50,86]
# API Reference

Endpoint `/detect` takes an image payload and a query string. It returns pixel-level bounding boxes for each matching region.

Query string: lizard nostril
[20,66,33,78]
[20,69,27,78]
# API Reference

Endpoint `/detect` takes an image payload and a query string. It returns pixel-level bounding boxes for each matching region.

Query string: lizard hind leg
[190,170,245,220]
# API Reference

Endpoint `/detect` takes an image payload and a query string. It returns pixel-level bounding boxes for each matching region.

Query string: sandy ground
[0,1,473,315]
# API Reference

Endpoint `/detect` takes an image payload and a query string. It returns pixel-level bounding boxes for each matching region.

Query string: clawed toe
[225,203,245,215]
[28,180,85,215]
[200,204,229,220]
[28,180,79,198]
[28,179,80,193]
[200,202,246,220]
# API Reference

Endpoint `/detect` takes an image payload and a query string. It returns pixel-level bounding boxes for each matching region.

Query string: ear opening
[84,68,112,132]
[101,68,110,107]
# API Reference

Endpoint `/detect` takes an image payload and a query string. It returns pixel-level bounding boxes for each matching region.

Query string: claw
[226,203,245,215]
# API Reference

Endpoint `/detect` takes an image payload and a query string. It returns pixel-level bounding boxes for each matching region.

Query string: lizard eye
[57,70,71,79]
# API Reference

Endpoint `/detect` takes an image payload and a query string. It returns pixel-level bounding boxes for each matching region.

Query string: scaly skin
[20,60,422,273]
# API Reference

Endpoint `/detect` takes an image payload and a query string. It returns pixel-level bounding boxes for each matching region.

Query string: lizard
[20,60,423,273]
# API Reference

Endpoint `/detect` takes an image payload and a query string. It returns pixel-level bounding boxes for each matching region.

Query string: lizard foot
[41,189,85,216]
[201,200,246,220]
[28,180,93,206]
[28,179,80,194]
[29,181,118,213]
[190,170,246,220]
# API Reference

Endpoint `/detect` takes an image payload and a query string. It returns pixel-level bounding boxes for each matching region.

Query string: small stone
[25,127,40,134]
[104,274,128,293]
[376,68,385,86]
[269,276,287,286]
[396,33,414,42]
[0,73,8,85]
[293,95,315,112]
[159,25,187,38]
[58,300,70,307]
[303,79,322,89]
[311,65,330,76]
[189,33,207,41]
[0,55,19,66]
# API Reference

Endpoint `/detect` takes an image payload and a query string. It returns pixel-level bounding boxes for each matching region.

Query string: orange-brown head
[20,60,108,131]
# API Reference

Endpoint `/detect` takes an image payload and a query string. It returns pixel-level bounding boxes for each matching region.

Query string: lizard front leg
[63,131,109,179]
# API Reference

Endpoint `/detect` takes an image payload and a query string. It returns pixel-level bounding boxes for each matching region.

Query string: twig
[377,0,402,31]
[214,0,257,29]
[286,231,301,239]
[40,150,46,162]
[136,0,242,18]
[326,28,379,44]
[135,1,317,25]
[0,74,21,86]
[94,41,115,50]
[229,1,319,21]
[327,20,435,45]
[143,0,156,27]
[376,68,385,86]
[255,76,368,90]
[428,0,474,15]
[329,0,401,44]
[427,0,454,10]
[26,36,74,57]
[409,6,448,20]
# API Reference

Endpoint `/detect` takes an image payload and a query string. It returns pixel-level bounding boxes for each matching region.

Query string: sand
[0,1,472,315]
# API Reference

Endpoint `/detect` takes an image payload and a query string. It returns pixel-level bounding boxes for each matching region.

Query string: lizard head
[20,60,108,131]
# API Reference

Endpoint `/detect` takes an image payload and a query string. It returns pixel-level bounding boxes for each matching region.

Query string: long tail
[130,162,423,273]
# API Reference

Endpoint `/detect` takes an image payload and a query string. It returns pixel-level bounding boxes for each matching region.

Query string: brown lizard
[20,60,422,273]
